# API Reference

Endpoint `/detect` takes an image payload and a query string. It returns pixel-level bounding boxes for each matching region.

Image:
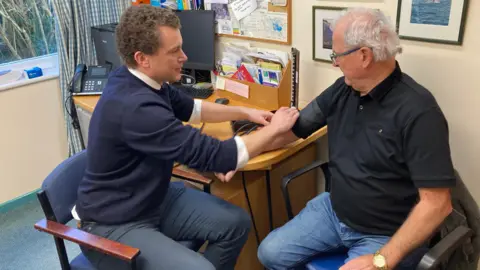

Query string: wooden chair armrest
[34,218,140,262]
[172,166,213,186]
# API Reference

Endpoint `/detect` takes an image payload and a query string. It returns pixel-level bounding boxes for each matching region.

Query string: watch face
[373,255,386,267]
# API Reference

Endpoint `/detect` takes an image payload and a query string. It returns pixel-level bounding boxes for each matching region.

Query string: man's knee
[142,248,216,270]
[257,233,285,269]
[189,256,216,270]
[225,205,252,237]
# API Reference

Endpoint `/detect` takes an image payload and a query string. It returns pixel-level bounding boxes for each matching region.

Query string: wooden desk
[73,92,327,270]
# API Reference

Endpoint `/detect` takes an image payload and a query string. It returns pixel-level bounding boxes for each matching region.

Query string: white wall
[0,78,68,204]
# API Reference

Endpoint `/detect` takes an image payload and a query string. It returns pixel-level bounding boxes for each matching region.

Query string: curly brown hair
[115,5,180,67]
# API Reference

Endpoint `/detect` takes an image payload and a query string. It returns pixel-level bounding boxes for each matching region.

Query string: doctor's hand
[242,108,274,126]
[269,107,299,134]
[215,171,237,183]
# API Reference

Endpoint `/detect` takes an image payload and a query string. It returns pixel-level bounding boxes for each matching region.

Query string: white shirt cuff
[71,205,81,221]
[188,99,203,124]
[234,136,250,170]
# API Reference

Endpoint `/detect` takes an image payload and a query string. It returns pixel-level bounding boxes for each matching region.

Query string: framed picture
[313,6,345,62]
[396,0,469,45]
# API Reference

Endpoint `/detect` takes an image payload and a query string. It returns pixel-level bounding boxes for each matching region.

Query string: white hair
[332,7,402,62]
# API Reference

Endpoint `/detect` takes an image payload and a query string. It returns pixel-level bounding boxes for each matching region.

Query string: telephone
[71,64,112,95]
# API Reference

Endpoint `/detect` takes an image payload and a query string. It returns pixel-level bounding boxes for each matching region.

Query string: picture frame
[312,6,345,62]
[396,0,469,45]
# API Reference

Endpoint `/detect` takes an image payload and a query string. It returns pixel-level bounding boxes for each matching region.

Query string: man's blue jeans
[258,192,427,269]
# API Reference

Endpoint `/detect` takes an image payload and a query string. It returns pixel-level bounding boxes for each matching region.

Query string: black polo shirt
[292,62,455,236]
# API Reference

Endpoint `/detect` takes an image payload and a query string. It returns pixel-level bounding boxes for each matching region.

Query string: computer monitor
[175,10,215,71]
[91,23,123,70]
[91,10,215,72]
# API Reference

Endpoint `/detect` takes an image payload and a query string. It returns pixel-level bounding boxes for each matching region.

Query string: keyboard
[175,85,213,99]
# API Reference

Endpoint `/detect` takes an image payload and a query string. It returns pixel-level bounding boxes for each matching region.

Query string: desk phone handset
[71,64,112,95]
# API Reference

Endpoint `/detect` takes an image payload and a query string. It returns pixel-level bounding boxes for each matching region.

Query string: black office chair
[33,150,204,270]
[281,160,473,270]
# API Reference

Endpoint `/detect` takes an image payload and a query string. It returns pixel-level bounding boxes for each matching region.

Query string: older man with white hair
[254,7,455,270]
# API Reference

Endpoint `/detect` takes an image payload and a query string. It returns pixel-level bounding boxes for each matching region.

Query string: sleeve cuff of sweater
[234,136,249,170]
[188,99,202,124]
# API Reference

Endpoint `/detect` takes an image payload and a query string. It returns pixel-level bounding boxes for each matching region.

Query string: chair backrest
[38,150,87,224]
[321,163,332,192]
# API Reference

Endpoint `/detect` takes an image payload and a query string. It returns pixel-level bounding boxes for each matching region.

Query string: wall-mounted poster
[313,6,344,62]
[396,0,469,45]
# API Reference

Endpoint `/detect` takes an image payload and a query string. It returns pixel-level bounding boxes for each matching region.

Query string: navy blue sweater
[76,66,238,224]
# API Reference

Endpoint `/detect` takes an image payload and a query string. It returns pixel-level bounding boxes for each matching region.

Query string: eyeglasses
[330,47,362,65]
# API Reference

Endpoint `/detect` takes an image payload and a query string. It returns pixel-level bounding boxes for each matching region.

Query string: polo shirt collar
[368,61,403,102]
[128,68,162,90]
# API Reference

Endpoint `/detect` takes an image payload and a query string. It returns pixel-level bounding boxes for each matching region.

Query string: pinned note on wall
[205,0,291,44]
[205,0,228,3]
[231,0,258,21]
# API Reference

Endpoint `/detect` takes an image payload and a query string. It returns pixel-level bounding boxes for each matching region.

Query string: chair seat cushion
[306,253,348,270]
[71,253,95,270]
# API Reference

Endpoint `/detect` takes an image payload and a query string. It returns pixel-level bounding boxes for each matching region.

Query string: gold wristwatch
[373,251,388,270]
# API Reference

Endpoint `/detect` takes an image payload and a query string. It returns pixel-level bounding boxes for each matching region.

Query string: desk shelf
[216,60,292,111]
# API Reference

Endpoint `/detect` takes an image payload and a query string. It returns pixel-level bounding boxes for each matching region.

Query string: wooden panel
[210,170,268,270]
[268,2,288,13]
[209,143,318,270]
[270,143,318,227]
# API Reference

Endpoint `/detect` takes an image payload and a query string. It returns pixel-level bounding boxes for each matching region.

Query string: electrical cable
[226,121,262,248]
[242,171,261,247]
[64,74,85,148]
[195,70,209,83]
[244,125,258,135]
[233,122,259,136]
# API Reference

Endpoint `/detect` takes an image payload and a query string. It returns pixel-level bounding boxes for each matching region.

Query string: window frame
[0,53,59,92]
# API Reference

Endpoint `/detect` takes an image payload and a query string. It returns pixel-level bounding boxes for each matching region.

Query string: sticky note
[225,79,249,98]
[216,77,226,90]
[231,0,258,21]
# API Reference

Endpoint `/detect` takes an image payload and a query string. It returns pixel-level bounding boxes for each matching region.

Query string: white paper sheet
[263,12,288,42]
[217,19,234,34]
[258,0,268,10]
[205,0,228,4]
[230,0,258,21]
[239,9,265,36]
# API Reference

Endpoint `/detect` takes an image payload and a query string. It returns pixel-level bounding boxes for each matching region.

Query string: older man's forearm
[379,196,452,268]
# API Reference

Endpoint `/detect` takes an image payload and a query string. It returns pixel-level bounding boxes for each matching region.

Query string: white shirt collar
[128,68,163,90]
